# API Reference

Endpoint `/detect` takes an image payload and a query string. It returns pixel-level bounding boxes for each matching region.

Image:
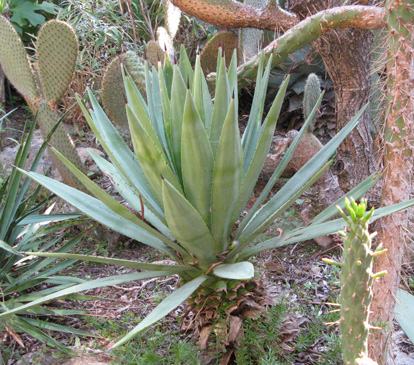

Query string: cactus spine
[0,16,84,189]
[323,198,386,364]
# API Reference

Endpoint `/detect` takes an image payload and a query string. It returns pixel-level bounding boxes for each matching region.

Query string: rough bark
[288,0,381,201]
[369,1,414,362]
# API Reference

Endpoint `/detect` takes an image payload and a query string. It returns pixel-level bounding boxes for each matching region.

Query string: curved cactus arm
[207,5,385,85]
[171,0,298,31]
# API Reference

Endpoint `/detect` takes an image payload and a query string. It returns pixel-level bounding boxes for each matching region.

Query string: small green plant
[323,198,387,364]
[7,0,61,36]
[236,303,288,363]
[3,49,413,358]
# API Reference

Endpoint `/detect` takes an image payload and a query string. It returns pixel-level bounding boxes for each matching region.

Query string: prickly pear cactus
[146,40,165,68]
[303,73,321,132]
[200,31,238,75]
[239,0,268,62]
[0,15,38,101]
[102,51,146,129]
[37,20,78,105]
[0,15,85,190]
[323,198,386,365]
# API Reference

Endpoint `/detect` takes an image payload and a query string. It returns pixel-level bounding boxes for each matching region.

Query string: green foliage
[8,0,61,36]
[0,0,6,13]
[395,289,414,345]
[0,119,91,354]
[61,0,137,55]
[5,48,413,352]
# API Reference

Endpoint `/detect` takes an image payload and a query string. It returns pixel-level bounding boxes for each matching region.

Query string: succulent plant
[102,51,146,129]
[0,16,84,189]
[239,0,268,62]
[200,31,238,75]
[146,39,166,68]
[303,73,321,132]
[5,49,413,354]
[323,198,387,364]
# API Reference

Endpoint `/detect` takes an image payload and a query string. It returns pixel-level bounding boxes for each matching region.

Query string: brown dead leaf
[199,325,213,350]
[228,316,242,343]
[5,326,25,348]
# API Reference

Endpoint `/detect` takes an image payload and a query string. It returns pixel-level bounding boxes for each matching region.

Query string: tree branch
[170,0,299,31]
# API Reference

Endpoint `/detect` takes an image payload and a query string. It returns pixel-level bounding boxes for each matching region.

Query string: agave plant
[2,49,413,352]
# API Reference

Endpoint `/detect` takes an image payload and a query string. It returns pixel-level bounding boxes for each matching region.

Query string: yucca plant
[2,49,413,353]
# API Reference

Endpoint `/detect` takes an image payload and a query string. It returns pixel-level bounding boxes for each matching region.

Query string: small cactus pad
[200,31,238,75]
[0,15,38,101]
[164,0,181,38]
[146,40,165,68]
[102,52,146,129]
[37,20,78,106]
[303,73,321,131]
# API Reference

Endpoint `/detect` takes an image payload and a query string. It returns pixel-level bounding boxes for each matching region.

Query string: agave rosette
[3,47,413,348]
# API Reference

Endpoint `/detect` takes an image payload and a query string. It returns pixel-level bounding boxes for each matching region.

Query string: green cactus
[0,16,84,189]
[102,51,146,129]
[200,31,238,75]
[239,0,268,62]
[323,198,386,365]
[146,39,165,68]
[303,73,321,132]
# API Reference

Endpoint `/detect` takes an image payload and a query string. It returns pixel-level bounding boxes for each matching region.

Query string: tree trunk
[369,1,414,362]
[288,0,380,200]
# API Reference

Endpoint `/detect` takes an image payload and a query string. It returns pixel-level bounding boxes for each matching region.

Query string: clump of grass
[236,303,289,363]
